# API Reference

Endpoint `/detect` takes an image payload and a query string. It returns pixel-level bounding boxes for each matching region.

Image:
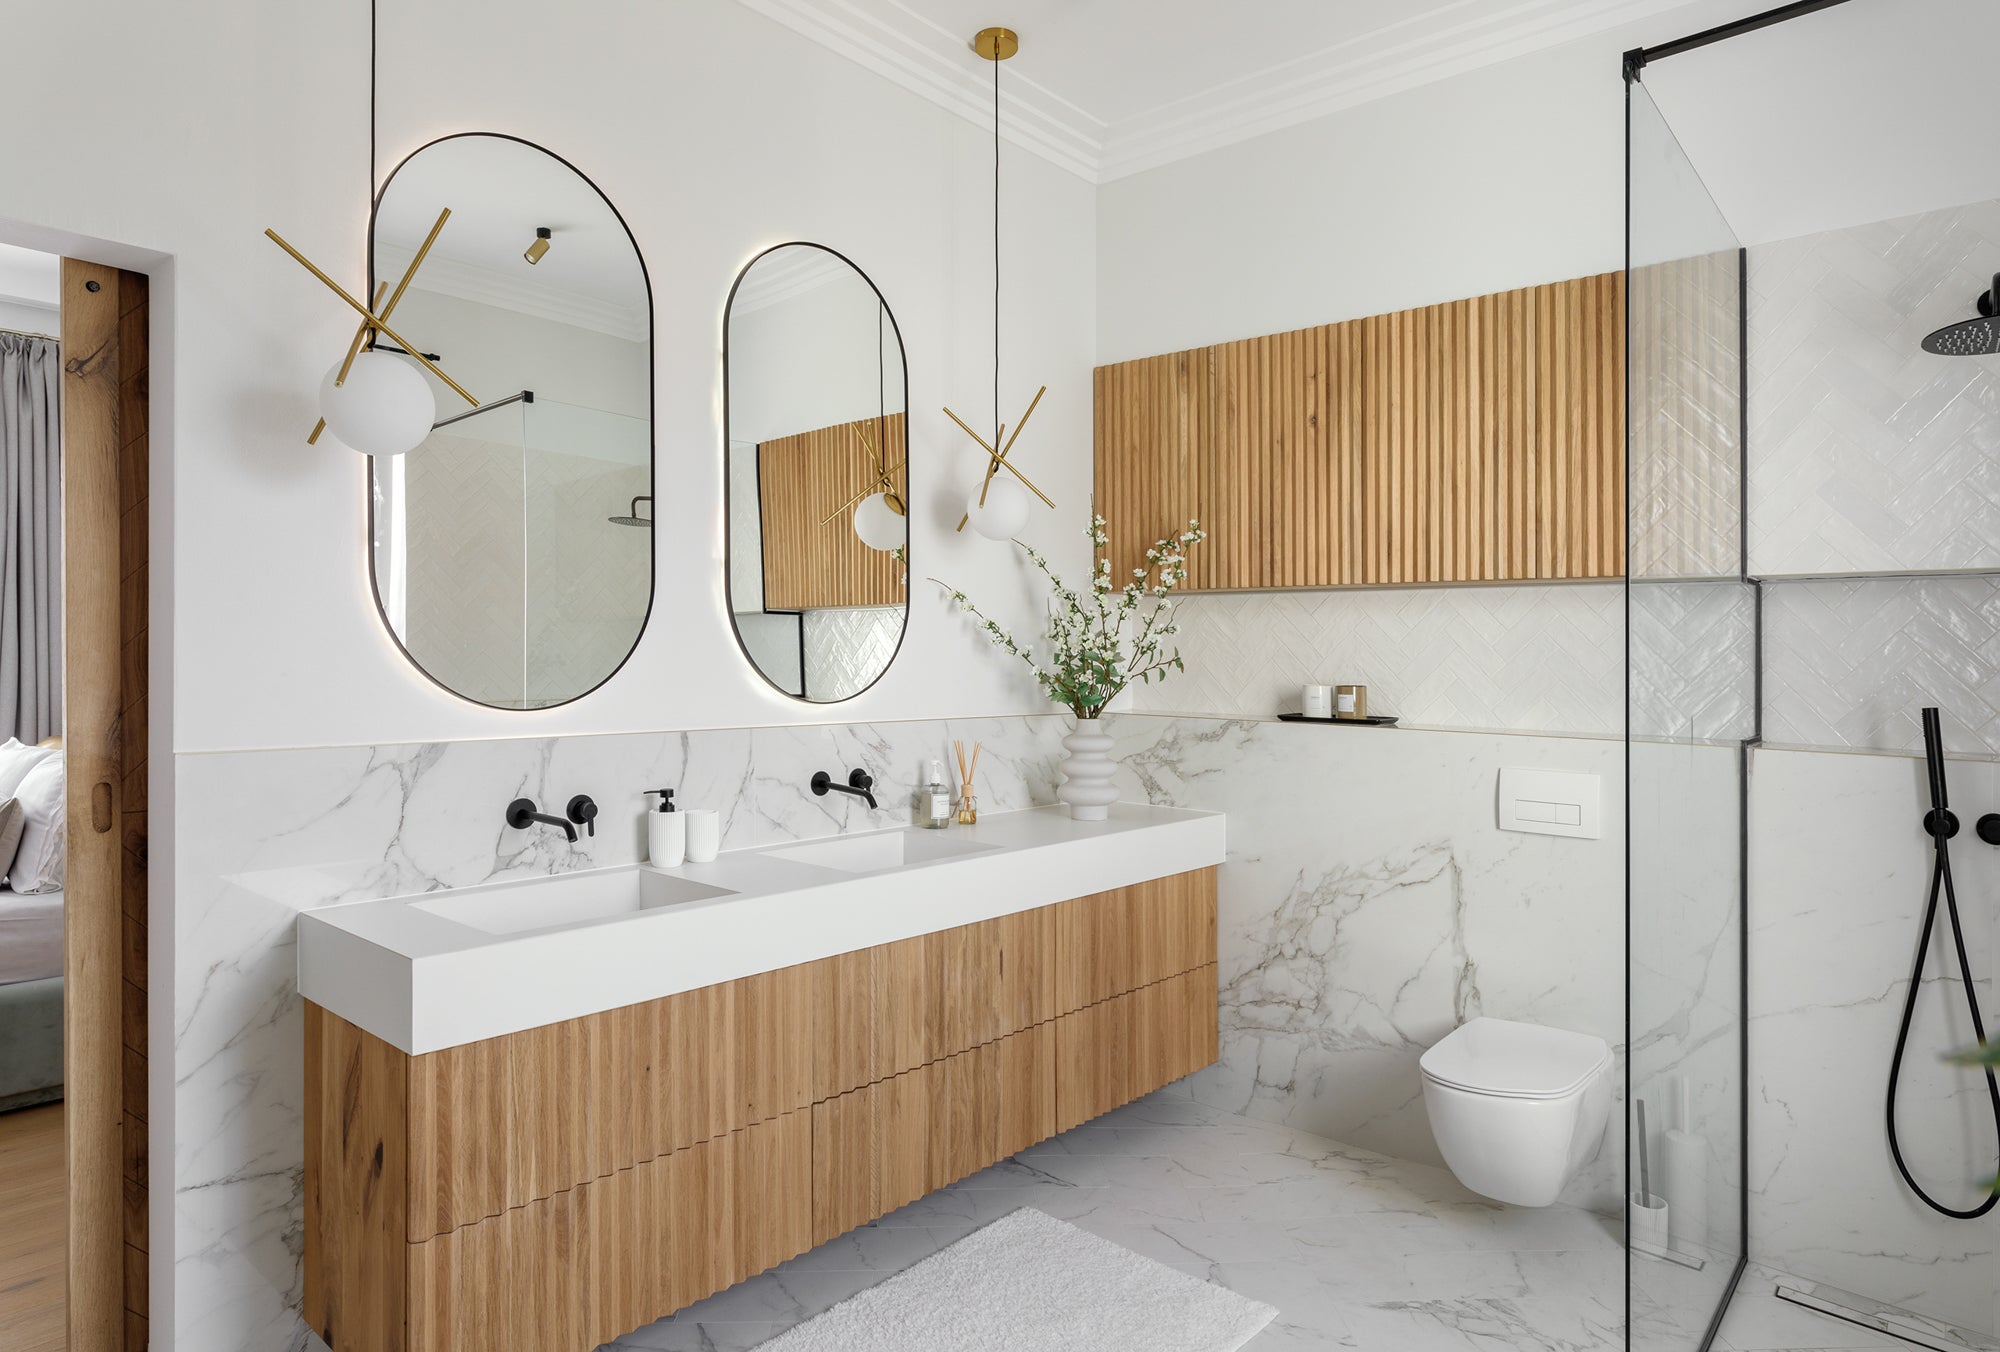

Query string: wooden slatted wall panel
[755,411,906,611]
[1092,271,1626,590]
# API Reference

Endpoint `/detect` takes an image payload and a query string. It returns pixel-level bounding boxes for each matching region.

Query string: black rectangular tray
[1277,712,1399,727]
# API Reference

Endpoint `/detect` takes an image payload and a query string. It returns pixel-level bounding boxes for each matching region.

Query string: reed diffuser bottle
[955,739,982,824]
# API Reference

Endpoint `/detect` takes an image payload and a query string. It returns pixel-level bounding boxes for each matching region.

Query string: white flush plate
[1497,767,1601,840]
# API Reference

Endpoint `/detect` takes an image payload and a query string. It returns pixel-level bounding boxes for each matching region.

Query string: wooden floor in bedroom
[0,1101,64,1352]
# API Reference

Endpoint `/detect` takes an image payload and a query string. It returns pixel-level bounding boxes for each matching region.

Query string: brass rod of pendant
[942,404,1000,457]
[329,206,450,400]
[330,282,391,391]
[818,457,910,526]
[996,385,1046,461]
[977,424,1007,508]
[264,228,479,406]
[379,207,450,323]
[310,281,391,443]
[944,403,1056,508]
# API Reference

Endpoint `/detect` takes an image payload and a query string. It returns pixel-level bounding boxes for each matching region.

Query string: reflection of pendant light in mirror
[946,25,1056,541]
[853,490,906,550]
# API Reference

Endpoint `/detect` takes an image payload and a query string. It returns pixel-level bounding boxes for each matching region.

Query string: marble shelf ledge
[298,802,1226,1055]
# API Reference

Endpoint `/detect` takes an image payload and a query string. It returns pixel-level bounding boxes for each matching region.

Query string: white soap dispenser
[923,759,952,830]
[647,788,686,866]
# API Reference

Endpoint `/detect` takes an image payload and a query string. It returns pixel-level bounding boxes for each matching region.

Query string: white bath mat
[754,1208,1278,1352]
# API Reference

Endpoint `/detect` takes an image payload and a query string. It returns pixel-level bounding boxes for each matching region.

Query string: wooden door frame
[59,258,150,1352]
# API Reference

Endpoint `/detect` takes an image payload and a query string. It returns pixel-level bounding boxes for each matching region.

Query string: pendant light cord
[992,34,1001,449]
[368,0,377,201]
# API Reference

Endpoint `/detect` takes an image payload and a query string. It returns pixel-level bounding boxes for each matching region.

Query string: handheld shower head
[1921,276,2000,356]
[1921,706,1958,839]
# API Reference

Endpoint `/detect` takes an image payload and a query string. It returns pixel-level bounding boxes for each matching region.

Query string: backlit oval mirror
[725,244,908,701]
[369,133,652,709]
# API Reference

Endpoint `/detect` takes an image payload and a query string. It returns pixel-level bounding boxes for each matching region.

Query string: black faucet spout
[507,796,579,843]
[811,769,878,810]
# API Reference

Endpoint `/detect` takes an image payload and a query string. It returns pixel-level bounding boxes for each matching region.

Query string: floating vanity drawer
[306,865,1220,1352]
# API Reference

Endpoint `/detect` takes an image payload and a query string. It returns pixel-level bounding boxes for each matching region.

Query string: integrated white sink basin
[410,867,736,937]
[299,803,1225,1055]
[760,827,997,874]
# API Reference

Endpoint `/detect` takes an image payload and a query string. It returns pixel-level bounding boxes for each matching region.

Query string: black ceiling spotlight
[524,227,552,265]
[1921,274,2000,356]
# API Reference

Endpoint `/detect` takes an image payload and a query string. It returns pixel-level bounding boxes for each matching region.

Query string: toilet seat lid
[1420,1017,1610,1100]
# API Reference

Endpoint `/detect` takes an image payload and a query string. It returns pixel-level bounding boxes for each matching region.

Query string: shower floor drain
[1775,1282,1998,1352]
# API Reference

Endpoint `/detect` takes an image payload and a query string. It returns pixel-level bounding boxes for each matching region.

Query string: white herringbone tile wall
[1631,579,1757,744]
[1126,583,1624,735]
[803,606,904,701]
[1762,575,2000,756]
[1748,198,2000,577]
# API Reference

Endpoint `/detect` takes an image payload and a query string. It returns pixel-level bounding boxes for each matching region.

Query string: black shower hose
[1885,707,2000,1219]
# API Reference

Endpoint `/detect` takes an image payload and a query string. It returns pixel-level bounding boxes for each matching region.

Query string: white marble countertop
[298,803,1226,1055]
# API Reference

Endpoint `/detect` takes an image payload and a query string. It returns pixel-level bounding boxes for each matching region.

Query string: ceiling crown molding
[732,0,1707,183]
[1100,0,1709,180]
[733,0,1104,180]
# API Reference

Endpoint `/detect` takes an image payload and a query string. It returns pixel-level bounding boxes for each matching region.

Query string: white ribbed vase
[1057,717,1118,821]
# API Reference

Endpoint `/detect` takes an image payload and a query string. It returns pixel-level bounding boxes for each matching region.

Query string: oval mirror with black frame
[368,133,653,710]
[724,243,908,702]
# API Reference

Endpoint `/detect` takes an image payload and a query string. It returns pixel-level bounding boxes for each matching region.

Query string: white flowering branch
[931,514,1207,721]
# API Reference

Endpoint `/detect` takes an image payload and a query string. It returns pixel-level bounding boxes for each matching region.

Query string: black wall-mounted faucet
[507,795,596,843]
[811,768,877,810]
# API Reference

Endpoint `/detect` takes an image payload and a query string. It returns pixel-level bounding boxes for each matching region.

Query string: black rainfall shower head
[608,494,653,528]
[1921,275,2000,356]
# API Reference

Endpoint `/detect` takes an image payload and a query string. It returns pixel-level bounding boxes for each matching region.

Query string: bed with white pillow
[0,738,68,1112]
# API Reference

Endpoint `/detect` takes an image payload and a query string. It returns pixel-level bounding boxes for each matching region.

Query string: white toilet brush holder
[1629,1191,1671,1257]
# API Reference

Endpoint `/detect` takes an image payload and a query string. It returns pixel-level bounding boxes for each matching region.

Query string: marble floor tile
[604,1090,1634,1352]
[596,1090,1909,1352]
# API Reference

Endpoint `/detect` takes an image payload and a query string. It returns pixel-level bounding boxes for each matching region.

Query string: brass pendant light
[262,0,478,456]
[949,25,1057,540]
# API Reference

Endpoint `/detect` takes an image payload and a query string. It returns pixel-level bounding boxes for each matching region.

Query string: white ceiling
[1643,0,2000,247]
[0,242,59,312]
[374,135,648,341]
[735,0,1715,180]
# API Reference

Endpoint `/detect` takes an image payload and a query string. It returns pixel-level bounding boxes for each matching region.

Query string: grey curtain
[0,332,61,744]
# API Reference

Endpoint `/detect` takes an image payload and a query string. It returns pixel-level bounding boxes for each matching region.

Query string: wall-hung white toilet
[1420,1016,1612,1208]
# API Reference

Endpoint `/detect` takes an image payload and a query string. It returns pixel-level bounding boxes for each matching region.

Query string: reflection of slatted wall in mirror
[756,412,907,611]
[724,241,909,704]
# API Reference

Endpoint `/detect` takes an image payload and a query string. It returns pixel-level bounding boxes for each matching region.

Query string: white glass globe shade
[319,351,437,457]
[853,492,906,552]
[965,474,1030,540]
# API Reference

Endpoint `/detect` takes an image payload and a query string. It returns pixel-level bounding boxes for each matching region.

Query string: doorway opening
[0,243,152,1352]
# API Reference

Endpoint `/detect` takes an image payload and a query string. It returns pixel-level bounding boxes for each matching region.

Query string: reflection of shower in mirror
[608,495,652,528]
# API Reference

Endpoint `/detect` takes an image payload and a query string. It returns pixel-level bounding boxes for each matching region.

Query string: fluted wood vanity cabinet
[304,867,1218,1352]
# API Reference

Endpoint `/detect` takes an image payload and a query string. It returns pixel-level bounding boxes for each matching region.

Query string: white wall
[0,0,1097,756]
[1096,1,1746,364]
[0,298,56,335]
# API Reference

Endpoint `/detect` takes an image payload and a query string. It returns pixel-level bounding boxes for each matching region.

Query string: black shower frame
[1621,3,1857,1350]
